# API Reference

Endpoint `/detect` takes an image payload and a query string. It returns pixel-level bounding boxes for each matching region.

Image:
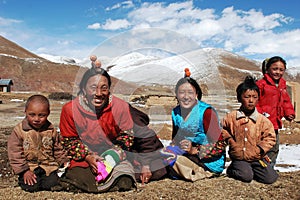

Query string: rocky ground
[0,92,300,200]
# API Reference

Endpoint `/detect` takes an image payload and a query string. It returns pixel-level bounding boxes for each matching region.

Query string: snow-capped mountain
[98,48,264,93]
[38,53,80,65]
[1,35,299,93]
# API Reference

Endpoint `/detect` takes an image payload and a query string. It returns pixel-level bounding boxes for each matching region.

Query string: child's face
[240,89,259,113]
[177,82,197,109]
[267,61,285,81]
[25,101,49,130]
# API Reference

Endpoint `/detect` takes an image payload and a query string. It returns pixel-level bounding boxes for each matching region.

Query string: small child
[7,94,69,192]
[222,76,278,184]
[256,56,295,167]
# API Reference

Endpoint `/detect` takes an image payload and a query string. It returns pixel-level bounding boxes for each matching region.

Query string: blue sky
[0,0,299,67]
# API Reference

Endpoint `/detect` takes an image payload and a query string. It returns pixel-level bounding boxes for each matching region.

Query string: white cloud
[219,7,292,31]
[1,1,299,68]
[128,1,210,24]
[57,40,74,46]
[100,19,131,30]
[244,29,300,57]
[87,23,101,30]
[244,10,292,30]
[90,28,200,58]
[120,3,295,48]
[106,0,134,11]
[0,16,22,26]
[85,1,300,68]
[35,39,92,61]
[87,19,131,31]
[104,2,299,67]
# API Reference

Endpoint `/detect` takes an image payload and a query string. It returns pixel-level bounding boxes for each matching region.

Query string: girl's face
[240,89,259,113]
[177,82,197,109]
[267,61,285,81]
[84,74,110,110]
[25,101,49,130]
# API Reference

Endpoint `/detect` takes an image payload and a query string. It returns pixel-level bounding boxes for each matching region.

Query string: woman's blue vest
[172,100,225,173]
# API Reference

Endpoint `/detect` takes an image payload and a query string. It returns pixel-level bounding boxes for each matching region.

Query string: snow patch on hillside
[38,53,81,65]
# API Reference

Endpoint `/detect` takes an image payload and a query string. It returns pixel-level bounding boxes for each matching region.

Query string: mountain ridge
[0,36,137,94]
[0,35,299,95]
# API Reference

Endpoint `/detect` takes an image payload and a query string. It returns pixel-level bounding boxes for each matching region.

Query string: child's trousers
[266,130,280,167]
[18,167,59,192]
[226,159,278,184]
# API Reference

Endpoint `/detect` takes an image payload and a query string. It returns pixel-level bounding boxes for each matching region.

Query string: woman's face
[84,74,110,110]
[177,82,197,109]
[267,61,285,81]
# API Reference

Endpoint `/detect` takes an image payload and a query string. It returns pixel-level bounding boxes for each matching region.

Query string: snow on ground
[160,140,300,173]
[276,144,300,172]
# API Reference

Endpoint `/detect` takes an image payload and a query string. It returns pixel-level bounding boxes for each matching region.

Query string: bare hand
[140,165,152,185]
[85,154,103,174]
[23,170,37,186]
[180,139,192,152]
[180,139,198,154]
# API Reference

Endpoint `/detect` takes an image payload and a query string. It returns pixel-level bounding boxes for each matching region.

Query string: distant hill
[0,36,137,94]
[0,35,299,95]
[0,36,81,93]
[105,48,300,95]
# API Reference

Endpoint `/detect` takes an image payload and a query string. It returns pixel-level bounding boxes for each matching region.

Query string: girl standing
[256,56,295,167]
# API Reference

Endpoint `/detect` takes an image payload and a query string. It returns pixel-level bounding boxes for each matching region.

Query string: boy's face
[240,89,259,113]
[25,101,49,130]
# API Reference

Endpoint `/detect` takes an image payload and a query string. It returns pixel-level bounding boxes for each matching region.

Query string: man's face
[84,74,110,110]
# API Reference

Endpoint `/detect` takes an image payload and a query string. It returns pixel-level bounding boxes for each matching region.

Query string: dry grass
[1,93,300,199]
[0,171,299,200]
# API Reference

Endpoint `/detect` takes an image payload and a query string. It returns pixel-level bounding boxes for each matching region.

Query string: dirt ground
[0,92,300,200]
